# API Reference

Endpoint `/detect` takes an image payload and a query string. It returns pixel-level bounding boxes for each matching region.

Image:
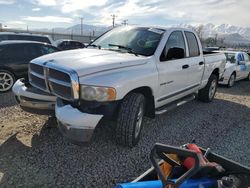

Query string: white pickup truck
[13,26,226,147]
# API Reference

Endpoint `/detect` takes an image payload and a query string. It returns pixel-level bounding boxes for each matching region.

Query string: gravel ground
[0,81,250,188]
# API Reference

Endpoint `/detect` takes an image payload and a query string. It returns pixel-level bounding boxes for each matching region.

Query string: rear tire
[198,74,218,103]
[0,70,15,92]
[227,73,236,88]
[116,93,145,147]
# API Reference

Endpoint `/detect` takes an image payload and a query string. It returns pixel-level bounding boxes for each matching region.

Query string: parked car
[0,41,59,92]
[0,32,54,45]
[13,26,226,147]
[217,51,250,87]
[55,39,85,50]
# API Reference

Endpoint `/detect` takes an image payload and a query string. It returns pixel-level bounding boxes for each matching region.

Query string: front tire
[227,73,235,88]
[0,70,15,92]
[116,93,145,147]
[198,74,218,103]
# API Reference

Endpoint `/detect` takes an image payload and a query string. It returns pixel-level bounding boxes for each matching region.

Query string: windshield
[91,26,164,56]
[225,53,236,63]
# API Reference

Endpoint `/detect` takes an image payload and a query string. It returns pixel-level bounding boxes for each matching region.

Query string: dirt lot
[0,81,250,187]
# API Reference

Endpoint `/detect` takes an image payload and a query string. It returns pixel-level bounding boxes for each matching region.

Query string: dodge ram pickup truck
[13,26,226,147]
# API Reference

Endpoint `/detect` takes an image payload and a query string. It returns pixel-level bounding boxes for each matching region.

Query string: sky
[0,0,250,30]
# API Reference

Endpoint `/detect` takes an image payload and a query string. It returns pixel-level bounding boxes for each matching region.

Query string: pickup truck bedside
[56,99,103,143]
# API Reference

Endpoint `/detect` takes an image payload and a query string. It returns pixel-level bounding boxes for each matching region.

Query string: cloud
[22,16,73,23]
[92,0,250,27]
[6,21,26,25]
[0,0,15,4]
[60,0,108,13]
[35,0,57,6]
[32,8,41,11]
[3,0,250,27]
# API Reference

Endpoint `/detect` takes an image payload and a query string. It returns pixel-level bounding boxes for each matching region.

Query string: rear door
[156,30,191,106]
[184,31,204,89]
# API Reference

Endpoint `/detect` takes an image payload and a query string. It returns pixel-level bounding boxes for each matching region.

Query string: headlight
[80,85,116,102]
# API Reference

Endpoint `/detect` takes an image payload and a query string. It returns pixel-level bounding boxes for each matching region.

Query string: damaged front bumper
[12,79,56,115]
[56,99,103,144]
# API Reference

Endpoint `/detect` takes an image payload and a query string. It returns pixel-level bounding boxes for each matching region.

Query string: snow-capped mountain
[176,23,250,45]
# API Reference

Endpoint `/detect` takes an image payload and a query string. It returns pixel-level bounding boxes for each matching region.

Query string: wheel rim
[229,75,235,87]
[135,105,143,138]
[209,80,217,99]
[0,72,14,92]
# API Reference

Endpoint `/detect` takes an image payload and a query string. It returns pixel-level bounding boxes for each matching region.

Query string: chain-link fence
[0,28,97,43]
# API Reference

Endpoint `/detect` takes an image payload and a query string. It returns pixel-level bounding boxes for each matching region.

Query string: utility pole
[80,17,83,35]
[52,28,54,40]
[111,14,117,28]
[27,25,29,32]
[122,19,128,25]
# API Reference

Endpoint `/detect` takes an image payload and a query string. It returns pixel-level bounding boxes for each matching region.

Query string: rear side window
[0,35,8,41]
[3,44,41,60]
[184,31,200,57]
[71,41,84,48]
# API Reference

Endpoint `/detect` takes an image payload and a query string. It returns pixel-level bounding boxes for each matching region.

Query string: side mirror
[166,47,185,60]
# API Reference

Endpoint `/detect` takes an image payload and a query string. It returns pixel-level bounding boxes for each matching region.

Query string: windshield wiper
[87,44,101,49]
[108,43,138,56]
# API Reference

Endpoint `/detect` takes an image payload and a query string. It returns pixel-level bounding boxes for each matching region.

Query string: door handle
[199,61,204,65]
[182,64,189,69]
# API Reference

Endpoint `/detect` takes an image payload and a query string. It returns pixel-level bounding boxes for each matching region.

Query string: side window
[184,31,200,57]
[160,31,186,61]
[39,45,58,55]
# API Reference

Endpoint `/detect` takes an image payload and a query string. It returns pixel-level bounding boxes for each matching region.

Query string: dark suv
[0,41,59,92]
[55,39,85,50]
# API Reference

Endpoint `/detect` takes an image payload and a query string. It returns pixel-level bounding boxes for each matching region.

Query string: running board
[155,94,196,115]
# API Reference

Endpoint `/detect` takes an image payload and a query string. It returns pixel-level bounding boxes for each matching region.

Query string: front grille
[29,61,79,101]
[48,69,71,83]
[30,63,44,75]
[29,63,47,91]
[29,73,47,90]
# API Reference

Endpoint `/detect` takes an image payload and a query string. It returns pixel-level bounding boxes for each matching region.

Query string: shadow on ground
[0,92,17,108]
[218,80,250,96]
[0,98,250,187]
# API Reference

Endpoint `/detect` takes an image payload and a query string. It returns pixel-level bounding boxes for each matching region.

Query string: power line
[111,14,117,28]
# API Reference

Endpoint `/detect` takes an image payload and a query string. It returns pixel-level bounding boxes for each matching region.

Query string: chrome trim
[29,60,80,101]
[48,78,71,87]
[29,61,49,93]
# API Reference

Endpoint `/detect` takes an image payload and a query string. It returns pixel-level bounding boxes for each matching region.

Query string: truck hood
[32,48,149,77]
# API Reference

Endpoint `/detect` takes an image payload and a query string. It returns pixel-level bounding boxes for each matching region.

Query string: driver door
[156,31,191,107]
